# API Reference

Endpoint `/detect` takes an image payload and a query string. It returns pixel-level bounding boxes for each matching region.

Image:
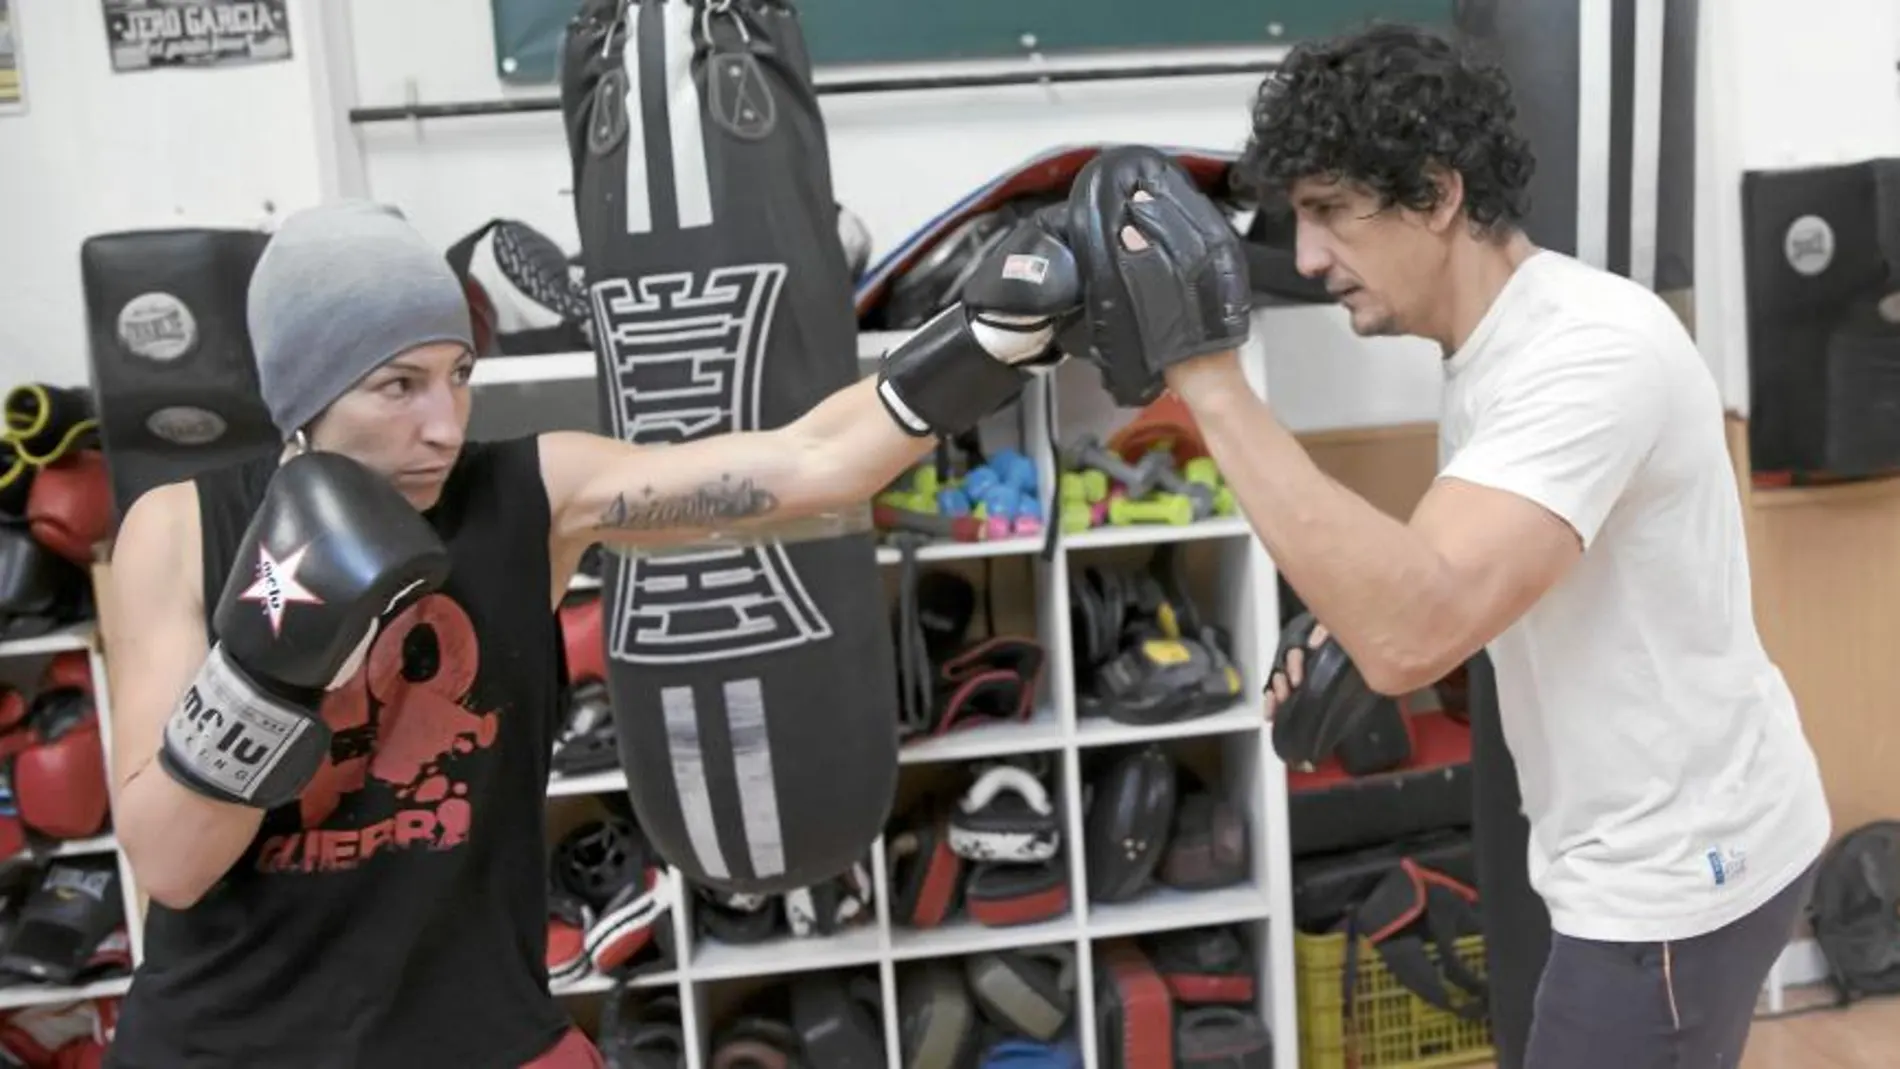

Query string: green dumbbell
[1215,487,1237,516]
[1140,448,1216,520]
[876,489,935,513]
[1059,470,1108,504]
[1185,457,1221,489]
[1061,500,1096,533]
[913,465,941,497]
[1109,492,1196,526]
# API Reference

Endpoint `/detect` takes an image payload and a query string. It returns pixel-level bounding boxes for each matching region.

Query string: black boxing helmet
[552,818,648,911]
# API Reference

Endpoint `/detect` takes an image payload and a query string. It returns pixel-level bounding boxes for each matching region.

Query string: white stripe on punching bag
[620,10,653,235]
[663,685,731,880]
[1627,0,1667,290]
[663,0,715,230]
[1576,0,1614,269]
[723,678,786,879]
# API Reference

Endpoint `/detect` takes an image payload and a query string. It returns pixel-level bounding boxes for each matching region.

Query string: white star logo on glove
[238,544,323,637]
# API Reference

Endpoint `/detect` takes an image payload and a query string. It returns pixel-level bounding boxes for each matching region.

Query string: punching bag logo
[589,264,833,667]
[1783,214,1835,277]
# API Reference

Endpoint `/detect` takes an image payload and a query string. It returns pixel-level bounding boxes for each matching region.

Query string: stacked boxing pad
[79,227,280,516]
[1084,746,1178,905]
[551,591,619,778]
[964,947,1077,1043]
[0,855,124,987]
[790,972,885,1068]
[595,989,687,1069]
[1093,940,1175,1069]
[948,764,1071,929]
[897,960,984,1069]
[886,799,968,931]
[1069,549,1242,729]
[1084,748,1252,906]
[0,518,92,647]
[781,857,875,940]
[1096,931,1276,1069]
[562,0,898,897]
[547,818,675,985]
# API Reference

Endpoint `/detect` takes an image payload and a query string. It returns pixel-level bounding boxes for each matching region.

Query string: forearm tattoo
[595,475,781,531]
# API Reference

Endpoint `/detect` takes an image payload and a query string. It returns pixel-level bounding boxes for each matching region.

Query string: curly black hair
[1236,22,1535,236]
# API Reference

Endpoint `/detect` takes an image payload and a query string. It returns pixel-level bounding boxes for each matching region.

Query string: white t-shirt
[1438,250,1832,943]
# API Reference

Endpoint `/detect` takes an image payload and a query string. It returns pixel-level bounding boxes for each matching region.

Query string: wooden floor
[1733,991,1900,1069]
[1462,988,1900,1068]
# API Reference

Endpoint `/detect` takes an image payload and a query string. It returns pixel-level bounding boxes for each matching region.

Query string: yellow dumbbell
[1108,493,1195,526]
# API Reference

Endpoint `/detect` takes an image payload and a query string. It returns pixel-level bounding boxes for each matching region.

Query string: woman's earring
[291,428,311,456]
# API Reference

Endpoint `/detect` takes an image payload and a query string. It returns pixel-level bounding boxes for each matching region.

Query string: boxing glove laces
[159,452,452,810]
[876,204,1081,438]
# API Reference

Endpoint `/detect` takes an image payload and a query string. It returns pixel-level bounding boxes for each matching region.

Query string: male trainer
[100,200,1081,1068]
[1060,24,1830,1069]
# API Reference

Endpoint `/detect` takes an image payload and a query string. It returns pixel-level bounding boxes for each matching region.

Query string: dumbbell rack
[64,324,1297,1065]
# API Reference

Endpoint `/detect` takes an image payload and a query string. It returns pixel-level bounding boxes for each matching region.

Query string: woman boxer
[100,199,1079,1068]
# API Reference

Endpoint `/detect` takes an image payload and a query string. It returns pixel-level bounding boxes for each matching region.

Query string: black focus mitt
[1064,145,1253,407]
[1269,611,1384,771]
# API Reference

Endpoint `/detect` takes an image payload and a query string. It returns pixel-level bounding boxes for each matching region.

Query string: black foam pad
[561,0,897,895]
[80,227,279,517]
[1085,746,1177,904]
[1269,611,1384,771]
[898,960,982,1069]
[791,973,884,1069]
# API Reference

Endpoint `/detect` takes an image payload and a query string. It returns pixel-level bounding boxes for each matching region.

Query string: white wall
[0,0,345,388]
[6,0,1899,433]
[1694,0,1900,416]
[341,0,1444,435]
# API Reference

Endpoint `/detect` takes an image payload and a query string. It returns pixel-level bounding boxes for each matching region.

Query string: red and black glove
[26,450,113,567]
[13,687,110,843]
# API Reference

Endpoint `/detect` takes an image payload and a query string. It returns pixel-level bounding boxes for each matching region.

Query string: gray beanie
[248,200,474,439]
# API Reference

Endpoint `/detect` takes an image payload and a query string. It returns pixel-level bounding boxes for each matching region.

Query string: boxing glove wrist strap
[157,644,332,811]
[876,304,1038,438]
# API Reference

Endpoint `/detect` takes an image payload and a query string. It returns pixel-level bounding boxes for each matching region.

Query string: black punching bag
[1454,4,1700,1066]
[79,228,280,518]
[559,0,897,895]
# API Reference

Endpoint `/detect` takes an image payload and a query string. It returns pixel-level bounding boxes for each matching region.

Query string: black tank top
[106,437,572,1069]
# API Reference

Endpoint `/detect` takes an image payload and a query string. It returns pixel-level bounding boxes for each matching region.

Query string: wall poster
[0,0,24,114]
[102,0,292,73]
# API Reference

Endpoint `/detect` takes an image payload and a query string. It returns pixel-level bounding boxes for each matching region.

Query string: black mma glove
[875,204,1080,437]
[1067,145,1254,407]
[159,452,452,810]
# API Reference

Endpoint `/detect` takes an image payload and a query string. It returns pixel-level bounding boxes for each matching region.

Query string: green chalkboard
[490,0,1457,85]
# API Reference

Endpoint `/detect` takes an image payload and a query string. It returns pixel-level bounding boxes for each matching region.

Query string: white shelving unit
[0,622,141,1013]
[57,324,1294,1065]
[513,327,1297,1068]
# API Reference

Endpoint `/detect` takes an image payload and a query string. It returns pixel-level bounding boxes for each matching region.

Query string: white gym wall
[4,0,1896,429]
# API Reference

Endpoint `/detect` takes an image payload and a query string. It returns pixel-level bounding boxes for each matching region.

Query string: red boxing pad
[14,689,110,841]
[559,593,604,686]
[39,652,92,696]
[26,450,113,566]
[0,686,25,733]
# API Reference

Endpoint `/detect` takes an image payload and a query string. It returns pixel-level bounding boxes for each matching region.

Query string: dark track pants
[1523,861,1817,1069]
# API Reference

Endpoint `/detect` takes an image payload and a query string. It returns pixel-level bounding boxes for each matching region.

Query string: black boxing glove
[1066,145,1253,407]
[158,452,451,810]
[875,204,1080,437]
